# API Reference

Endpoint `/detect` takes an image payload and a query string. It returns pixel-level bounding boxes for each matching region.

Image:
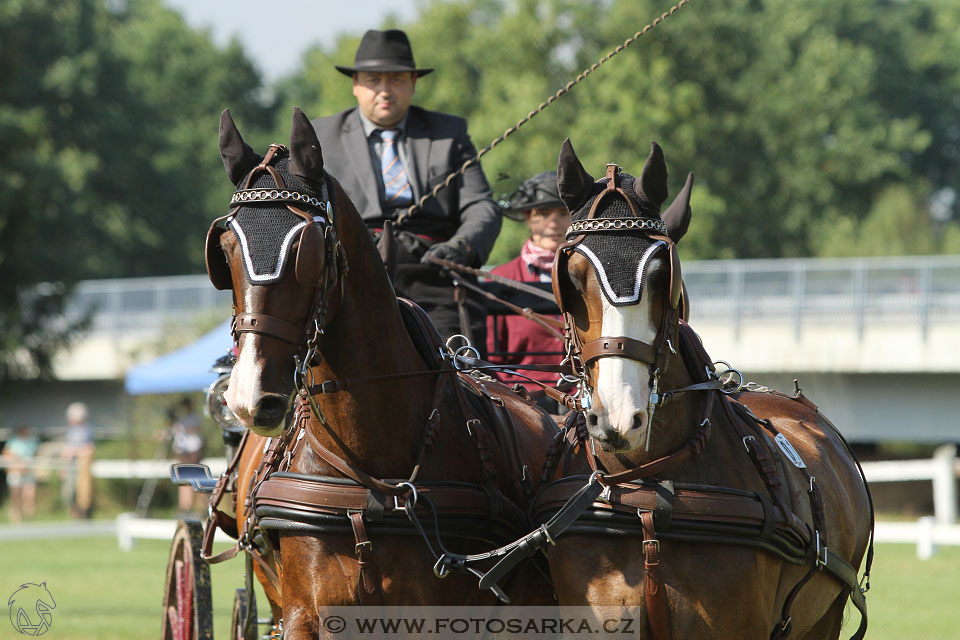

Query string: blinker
[205,220,232,291]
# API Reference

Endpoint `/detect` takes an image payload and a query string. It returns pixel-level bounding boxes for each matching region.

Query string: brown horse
[206,108,558,637]
[539,139,873,639]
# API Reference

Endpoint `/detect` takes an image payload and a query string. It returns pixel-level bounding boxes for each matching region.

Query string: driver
[310,29,499,353]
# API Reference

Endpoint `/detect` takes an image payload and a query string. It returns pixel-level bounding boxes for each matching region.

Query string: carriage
[160,108,873,640]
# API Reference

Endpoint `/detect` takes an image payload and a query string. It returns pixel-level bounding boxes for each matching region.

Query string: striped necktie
[379,129,412,207]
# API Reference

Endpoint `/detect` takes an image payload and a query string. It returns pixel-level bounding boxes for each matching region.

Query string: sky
[162,0,420,81]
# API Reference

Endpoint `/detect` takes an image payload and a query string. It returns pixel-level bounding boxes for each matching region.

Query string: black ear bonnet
[568,173,669,307]
[206,150,332,290]
[229,155,329,284]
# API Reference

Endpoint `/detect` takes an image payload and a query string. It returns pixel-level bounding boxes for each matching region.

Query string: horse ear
[557,138,595,213]
[289,107,324,187]
[661,172,694,243]
[377,220,399,285]
[219,109,262,187]
[634,141,669,210]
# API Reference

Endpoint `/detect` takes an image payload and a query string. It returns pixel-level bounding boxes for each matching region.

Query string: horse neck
[594,319,743,474]
[608,326,753,482]
[296,208,439,475]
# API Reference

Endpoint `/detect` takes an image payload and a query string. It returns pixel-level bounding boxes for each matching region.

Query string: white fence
[4,449,957,559]
[863,444,960,559]
[0,456,227,478]
[114,512,233,551]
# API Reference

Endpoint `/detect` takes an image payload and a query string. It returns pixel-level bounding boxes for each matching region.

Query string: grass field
[2,536,958,639]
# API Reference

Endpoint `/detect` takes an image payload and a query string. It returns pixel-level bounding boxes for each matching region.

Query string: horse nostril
[632,411,647,431]
[587,412,599,427]
[254,395,288,426]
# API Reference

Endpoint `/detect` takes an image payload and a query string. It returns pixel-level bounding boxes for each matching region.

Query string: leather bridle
[551,164,684,426]
[204,144,346,364]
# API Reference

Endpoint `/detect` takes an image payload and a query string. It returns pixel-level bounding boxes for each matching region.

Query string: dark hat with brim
[336,29,433,77]
[501,171,565,221]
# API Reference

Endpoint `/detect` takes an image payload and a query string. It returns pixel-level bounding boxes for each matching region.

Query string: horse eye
[646,268,667,291]
[568,270,586,294]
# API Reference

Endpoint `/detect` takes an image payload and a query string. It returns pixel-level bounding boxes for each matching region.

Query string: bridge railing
[64,255,960,339]
[682,254,960,338]
[66,274,233,336]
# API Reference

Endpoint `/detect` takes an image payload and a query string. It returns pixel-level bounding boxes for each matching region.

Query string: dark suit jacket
[311,106,501,262]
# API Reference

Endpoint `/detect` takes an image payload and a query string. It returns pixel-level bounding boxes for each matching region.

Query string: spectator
[311,29,500,352]
[487,171,570,413]
[61,401,95,519]
[2,423,39,523]
[170,397,204,515]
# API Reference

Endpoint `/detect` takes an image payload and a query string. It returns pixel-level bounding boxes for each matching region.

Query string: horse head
[206,107,383,436]
[554,138,693,453]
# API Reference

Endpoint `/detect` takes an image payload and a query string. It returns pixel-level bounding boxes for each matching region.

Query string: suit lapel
[342,110,380,212]
[405,109,431,201]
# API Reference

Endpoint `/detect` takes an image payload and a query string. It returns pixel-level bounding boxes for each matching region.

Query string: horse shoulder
[735,391,871,557]
[235,433,268,530]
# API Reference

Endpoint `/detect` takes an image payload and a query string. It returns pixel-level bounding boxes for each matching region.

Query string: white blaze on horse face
[224,333,264,431]
[224,289,266,431]
[593,292,657,450]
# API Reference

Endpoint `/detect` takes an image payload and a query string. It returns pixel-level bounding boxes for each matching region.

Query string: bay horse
[204,107,558,637]
[536,140,873,639]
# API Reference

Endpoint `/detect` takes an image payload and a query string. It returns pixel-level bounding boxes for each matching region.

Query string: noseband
[204,144,346,357]
[552,164,683,415]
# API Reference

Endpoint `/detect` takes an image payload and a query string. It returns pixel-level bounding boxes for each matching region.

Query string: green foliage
[0,0,275,380]
[3,0,960,375]
[816,184,940,257]
[275,0,959,264]
[487,217,529,266]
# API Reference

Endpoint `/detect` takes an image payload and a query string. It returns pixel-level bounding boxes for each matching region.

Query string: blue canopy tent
[124,320,233,395]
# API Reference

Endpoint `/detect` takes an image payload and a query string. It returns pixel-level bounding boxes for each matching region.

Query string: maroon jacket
[485,256,564,390]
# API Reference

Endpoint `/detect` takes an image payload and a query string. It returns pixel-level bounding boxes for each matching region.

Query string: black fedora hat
[336,29,433,77]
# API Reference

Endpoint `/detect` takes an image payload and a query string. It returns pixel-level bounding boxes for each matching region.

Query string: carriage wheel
[161,519,213,640]
[230,588,258,640]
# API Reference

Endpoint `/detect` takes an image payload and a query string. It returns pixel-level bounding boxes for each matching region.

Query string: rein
[396,0,692,226]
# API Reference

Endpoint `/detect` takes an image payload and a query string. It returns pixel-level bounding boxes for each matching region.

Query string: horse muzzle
[586,405,649,453]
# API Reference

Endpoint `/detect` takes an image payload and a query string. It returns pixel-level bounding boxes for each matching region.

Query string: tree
[288,0,960,261]
[5,0,959,376]
[0,0,274,379]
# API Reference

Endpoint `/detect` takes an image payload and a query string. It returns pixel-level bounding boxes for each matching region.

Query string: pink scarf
[520,238,556,273]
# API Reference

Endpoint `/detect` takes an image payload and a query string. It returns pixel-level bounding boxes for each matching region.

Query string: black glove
[420,237,476,267]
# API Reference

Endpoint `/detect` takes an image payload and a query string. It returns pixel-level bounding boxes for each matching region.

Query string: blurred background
[1,0,959,637]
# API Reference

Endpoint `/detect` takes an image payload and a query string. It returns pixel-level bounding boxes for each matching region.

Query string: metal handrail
[64,255,960,338]
[682,254,960,338]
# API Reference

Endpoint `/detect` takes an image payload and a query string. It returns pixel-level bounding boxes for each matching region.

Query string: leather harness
[529,165,874,640]
[203,294,547,604]
[199,154,873,638]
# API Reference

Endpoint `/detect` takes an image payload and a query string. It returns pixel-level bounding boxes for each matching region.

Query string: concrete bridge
[683,255,960,443]
[44,254,960,443]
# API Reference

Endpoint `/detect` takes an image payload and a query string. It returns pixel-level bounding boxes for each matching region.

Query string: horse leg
[250,555,283,630]
[277,535,353,639]
[499,561,557,606]
[280,601,320,640]
[793,590,847,640]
